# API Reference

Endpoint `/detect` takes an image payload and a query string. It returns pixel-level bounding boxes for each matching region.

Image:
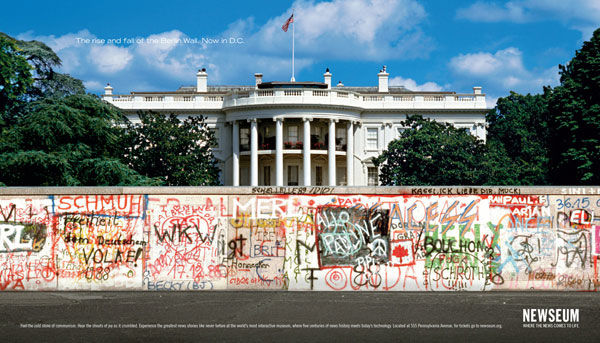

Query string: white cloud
[526,0,600,23]
[83,80,103,91]
[389,76,444,91]
[246,0,432,60]
[17,29,94,52]
[450,47,525,77]
[449,47,559,103]
[88,45,133,73]
[456,1,527,22]
[134,30,210,79]
[456,0,600,37]
[16,0,434,93]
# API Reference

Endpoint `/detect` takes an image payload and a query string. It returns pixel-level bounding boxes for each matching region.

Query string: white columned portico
[328,119,337,186]
[249,118,258,186]
[232,120,240,186]
[303,117,311,186]
[275,118,283,186]
[346,121,354,186]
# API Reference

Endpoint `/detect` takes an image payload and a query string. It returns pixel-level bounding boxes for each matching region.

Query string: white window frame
[288,126,298,143]
[240,128,250,148]
[367,166,379,186]
[336,127,346,145]
[365,127,379,151]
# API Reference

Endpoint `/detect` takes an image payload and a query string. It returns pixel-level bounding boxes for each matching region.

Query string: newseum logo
[523,309,580,329]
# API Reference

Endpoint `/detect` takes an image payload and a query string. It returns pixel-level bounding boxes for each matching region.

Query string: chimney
[324,68,332,89]
[378,65,389,93]
[473,86,482,94]
[104,83,113,95]
[196,68,207,92]
[255,73,263,88]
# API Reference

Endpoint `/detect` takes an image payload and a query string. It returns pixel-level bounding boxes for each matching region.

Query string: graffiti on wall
[1,191,599,291]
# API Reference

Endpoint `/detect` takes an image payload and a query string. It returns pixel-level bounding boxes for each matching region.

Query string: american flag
[282,14,294,32]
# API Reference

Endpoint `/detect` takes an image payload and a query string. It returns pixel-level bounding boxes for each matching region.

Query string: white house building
[103,67,487,186]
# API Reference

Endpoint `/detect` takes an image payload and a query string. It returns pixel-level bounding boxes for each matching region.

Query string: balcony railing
[104,88,487,110]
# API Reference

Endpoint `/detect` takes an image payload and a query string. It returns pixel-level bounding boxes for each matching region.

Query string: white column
[328,119,336,186]
[232,121,240,186]
[250,118,258,186]
[346,121,354,186]
[275,118,283,186]
[303,118,311,186]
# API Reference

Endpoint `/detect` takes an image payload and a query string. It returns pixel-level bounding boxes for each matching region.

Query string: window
[311,125,323,136]
[263,166,271,185]
[366,128,379,150]
[287,165,299,186]
[265,126,274,137]
[315,166,323,186]
[336,167,346,186]
[240,128,250,150]
[288,126,298,142]
[336,127,346,145]
[367,167,378,186]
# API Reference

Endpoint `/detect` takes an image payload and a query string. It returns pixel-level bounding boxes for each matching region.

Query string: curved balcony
[103,88,487,111]
[223,89,487,110]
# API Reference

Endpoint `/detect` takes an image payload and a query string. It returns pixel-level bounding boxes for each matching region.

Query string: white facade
[103,67,487,186]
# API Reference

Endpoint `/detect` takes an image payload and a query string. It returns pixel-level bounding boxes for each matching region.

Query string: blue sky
[2,0,598,106]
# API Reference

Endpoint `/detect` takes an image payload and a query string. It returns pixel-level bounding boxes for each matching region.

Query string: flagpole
[291,11,295,82]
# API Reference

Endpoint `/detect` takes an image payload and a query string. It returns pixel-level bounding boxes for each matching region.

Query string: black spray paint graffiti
[552,229,588,268]
[506,234,541,273]
[316,204,389,267]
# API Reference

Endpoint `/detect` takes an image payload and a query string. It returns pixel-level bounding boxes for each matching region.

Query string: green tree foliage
[0,32,85,100]
[0,32,220,186]
[121,112,221,186]
[548,28,600,184]
[0,94,157,186]
[484,91,550,185]
[375,115,486,185]
[0,34,32,121]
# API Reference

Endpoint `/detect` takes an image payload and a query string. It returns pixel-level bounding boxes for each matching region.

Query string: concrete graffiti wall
[1,187,599,291]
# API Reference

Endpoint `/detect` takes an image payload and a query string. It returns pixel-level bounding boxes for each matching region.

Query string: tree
[0,34,32,121]
[0,32,85,100]
[484,91,550,185]
[0,94,158,186]
[121,112,221,186]
[375,115,487,186]
[548,28,600,184]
